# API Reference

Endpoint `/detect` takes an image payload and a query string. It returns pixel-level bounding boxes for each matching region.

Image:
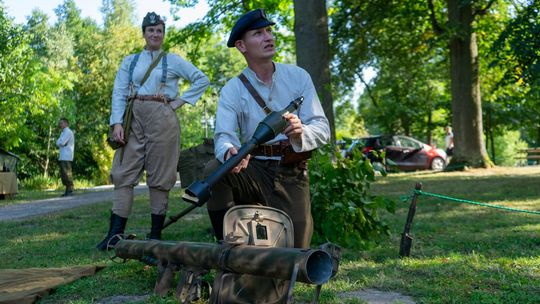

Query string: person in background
[96,12,210,251]
[445,125,454,157]
[56,117,75,197]
[205,9,330,249]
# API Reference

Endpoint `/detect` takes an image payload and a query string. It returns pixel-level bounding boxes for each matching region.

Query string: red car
[346,135,447,171]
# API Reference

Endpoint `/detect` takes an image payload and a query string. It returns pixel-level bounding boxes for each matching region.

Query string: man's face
[237,26,276,60]
[144,24,164,51]
[58,120,66,129]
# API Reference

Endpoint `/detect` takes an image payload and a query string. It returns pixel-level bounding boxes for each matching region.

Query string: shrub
[489,130,529,166]
[20,175,60,190]
[309,145,395,249]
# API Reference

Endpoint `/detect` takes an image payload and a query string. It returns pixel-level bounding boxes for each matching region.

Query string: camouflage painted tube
[115,239,332,285]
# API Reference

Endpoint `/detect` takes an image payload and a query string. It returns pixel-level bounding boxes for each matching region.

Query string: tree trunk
[427,111,433,146]
[486,104,495,163]
[537,126,540,147]
[447,0,492,168]
[293,0,336,143]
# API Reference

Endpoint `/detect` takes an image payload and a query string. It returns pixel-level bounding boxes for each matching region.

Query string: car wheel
[430,157,445,171]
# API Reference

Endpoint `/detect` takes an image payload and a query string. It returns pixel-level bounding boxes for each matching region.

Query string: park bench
[516,147,540,165]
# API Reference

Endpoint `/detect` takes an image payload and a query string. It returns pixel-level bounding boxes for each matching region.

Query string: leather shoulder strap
[238,73,271,115]
[141,51,166,87]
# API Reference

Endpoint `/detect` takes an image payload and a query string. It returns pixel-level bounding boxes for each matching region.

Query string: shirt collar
[244,62,278,86]
[142,48,163,59]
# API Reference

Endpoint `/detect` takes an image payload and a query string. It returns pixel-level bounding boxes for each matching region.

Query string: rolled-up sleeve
[289,69,330,152]
[169,56,210,108]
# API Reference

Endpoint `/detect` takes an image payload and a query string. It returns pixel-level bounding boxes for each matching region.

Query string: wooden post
[399,182,422,257]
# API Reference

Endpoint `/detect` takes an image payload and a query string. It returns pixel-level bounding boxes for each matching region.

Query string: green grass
[1,166,539,303]
[1,178,102,207]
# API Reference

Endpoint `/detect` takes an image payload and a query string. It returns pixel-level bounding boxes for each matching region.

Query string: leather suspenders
[128,51,167,96]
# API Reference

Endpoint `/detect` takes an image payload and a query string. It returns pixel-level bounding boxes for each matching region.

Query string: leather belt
[135,94,171,103]
[252,144,283,157]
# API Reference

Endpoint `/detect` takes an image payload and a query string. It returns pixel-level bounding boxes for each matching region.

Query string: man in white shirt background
[56,117,75,197]
[445,125,454,157]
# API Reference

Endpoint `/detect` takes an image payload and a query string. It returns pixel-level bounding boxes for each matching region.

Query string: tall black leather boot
[140,214,166,266]
[148,213,166,240]
[96,212,128,251]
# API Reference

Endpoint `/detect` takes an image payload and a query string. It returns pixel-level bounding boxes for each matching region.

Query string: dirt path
[0,184,179,221]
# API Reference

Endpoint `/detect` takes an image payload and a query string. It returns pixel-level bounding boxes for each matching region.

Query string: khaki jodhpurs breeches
[110,99,180,217]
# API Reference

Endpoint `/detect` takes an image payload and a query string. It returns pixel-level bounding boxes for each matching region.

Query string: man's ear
[235,40,246,53]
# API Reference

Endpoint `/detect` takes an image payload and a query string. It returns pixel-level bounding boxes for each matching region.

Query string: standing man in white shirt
[96,12,210,251]
[56,117,75,197]
[205,9,330,249]
[445,125,454,157]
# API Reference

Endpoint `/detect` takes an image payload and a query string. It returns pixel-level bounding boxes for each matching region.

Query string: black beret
[142,12,165,32]
[227,9,275,48]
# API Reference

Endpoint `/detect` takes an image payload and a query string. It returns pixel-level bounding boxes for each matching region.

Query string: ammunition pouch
[210,206,294,303]
[106,96,134,150]
[281,144,312,165]
[106,127,123,150]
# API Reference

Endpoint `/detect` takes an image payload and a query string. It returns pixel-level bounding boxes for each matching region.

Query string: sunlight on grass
[10,232,64,243]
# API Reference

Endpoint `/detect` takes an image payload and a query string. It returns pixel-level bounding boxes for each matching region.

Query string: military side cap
[227,9,275,47]
[142,12,165,32]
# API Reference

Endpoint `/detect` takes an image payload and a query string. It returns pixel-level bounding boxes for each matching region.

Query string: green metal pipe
[115,239,332,285]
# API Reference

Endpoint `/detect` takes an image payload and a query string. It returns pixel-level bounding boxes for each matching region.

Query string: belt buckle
[263,145,273,157]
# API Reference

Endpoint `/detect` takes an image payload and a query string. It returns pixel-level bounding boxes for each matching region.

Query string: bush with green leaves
[489,129,529,166]
[309,145,395,249]
[19,175,60,190]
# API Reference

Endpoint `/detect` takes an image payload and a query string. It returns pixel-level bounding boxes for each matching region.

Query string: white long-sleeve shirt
[110,49,210,125]
[214,63,330,162]
[56,127,75,161]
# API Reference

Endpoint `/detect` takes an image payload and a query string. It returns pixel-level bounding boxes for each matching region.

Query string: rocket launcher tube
[115,239,333,285]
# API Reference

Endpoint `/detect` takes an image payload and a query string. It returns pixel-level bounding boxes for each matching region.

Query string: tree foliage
[1,0,539,182]
[331,0,526,167]
[331,0,450,144]
[1,6,74,177]
[168,0,295,62]
[0,5,35,150]
[491,0,540,145]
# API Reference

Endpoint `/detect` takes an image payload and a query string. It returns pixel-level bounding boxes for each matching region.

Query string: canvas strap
[238,73,272,115]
